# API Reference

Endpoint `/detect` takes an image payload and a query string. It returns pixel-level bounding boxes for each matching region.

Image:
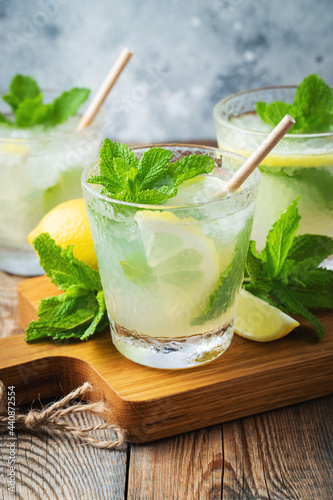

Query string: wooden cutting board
[0,276,332,443]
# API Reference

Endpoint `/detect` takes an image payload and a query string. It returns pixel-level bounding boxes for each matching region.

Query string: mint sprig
[0,74,90,128]
[191,223,251,326]
[25,199,333,342]
[25,233,108,342]
[243,198,333,339]
[256,74,333,133]
[87,139,215,205]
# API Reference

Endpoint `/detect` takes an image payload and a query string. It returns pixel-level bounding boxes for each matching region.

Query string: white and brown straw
[76,47,133,131]
[213,114,295,199]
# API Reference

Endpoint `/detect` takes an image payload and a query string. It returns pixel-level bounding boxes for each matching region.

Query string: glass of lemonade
[0,91,103,275]
[214,87,333,250]
[82,145,259,369]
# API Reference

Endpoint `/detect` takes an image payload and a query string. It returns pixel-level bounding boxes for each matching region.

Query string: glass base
[110,321,234,370]
[0,245,44,276]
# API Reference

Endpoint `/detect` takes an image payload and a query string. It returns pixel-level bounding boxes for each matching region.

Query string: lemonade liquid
[82,146,259,369]
[0,113,103,274]
[214,91,333,250]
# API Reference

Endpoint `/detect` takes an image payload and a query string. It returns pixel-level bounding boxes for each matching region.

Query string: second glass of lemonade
[0,91,103,275]
[214,87,333,250]
[82,145,259,370]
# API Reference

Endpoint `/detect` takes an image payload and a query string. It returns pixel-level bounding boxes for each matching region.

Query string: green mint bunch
[25,233,108,342]
[87,139,215,205]
[25,200,333,343]
[256,74,333,133]
[0,74,90,128]
[243,198,333,339]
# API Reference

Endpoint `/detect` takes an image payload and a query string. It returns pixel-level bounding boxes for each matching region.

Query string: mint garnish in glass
[0,74,102,276]
[0,74,90,128]
[256,74,333,133]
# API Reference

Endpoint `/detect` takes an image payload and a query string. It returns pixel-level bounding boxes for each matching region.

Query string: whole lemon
[28,199,98,269]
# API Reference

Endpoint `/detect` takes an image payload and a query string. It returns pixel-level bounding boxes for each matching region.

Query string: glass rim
[81,143,260,210]
[0,89,104,143]
[213,85,333,139]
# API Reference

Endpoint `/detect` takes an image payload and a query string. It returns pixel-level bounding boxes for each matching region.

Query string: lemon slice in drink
[234,289,299,341]
[134,210,219,295]
[0,143,29,156]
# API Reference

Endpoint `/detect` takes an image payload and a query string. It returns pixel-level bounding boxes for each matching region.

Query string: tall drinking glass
[0,91,103,275]
[214,87,333,251]
[82,145,259,369]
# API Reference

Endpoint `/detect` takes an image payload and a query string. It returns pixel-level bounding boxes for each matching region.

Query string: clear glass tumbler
[82,145,259,369]
[214,86,333,250]
[0,91,103,275]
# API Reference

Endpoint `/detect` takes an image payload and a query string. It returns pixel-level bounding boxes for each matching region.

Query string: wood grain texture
[128,426,223,500]
[0,233,333,499]
[0,271,24,339]
[1,276,331,443]
[0,271,128,500]
[222,397,333,500]
[0,411,127,500]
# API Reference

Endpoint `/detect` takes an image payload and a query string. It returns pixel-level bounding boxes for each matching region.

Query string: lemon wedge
[234,289,299,341]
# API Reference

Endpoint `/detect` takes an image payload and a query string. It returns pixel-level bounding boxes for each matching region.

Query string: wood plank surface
[1,275,331,444]
[128,427,223,500]
[0,271,127,500]
[0,411,127,500]
[1,265,333,499]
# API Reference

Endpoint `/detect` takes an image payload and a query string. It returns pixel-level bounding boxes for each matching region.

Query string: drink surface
[217,112,333,249]
[86,172,254,339]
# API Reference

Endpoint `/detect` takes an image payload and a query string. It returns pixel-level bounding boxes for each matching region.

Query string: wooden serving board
[0,276,332,443]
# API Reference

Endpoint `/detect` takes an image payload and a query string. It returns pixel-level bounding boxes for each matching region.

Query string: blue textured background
[0,0,332,142]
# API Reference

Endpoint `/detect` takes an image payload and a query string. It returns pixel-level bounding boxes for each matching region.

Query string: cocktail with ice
[214,77,333,251]
[82,143,259,369]
[0,76,103,275]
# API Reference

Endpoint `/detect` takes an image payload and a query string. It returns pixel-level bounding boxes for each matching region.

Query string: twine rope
[0,381,126,449]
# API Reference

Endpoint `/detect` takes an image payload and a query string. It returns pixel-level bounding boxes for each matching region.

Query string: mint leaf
[287,234,333,267]
[48,87,90,126]
[87,140,216,206]
[80,290,108,341]
[3,75,40,112]
[168,154,214,186]
[87,175,123,195]
[256,74,333,133]
[120,253,156,285]
[271,284,325,340]
[115,186,176,204]
[138,148,173,189]
[26,286,108,342]
[192,224,251,325]
[287,267,333,309]
[293,74,333,132]
[32,233,101,292]
[0,112,13,126]
[261,197,300,278]
[244,240,263,284]
[99,139,137,177]
[256,101,296,128]
[244,281,275,305]
[1,74,89,128]
[190,261,233,326]
[242,198,332,340]
[26,234,108,342]
[15,95,51,128]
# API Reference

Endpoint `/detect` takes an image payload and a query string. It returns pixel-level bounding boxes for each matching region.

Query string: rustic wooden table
[0,270,332,500]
